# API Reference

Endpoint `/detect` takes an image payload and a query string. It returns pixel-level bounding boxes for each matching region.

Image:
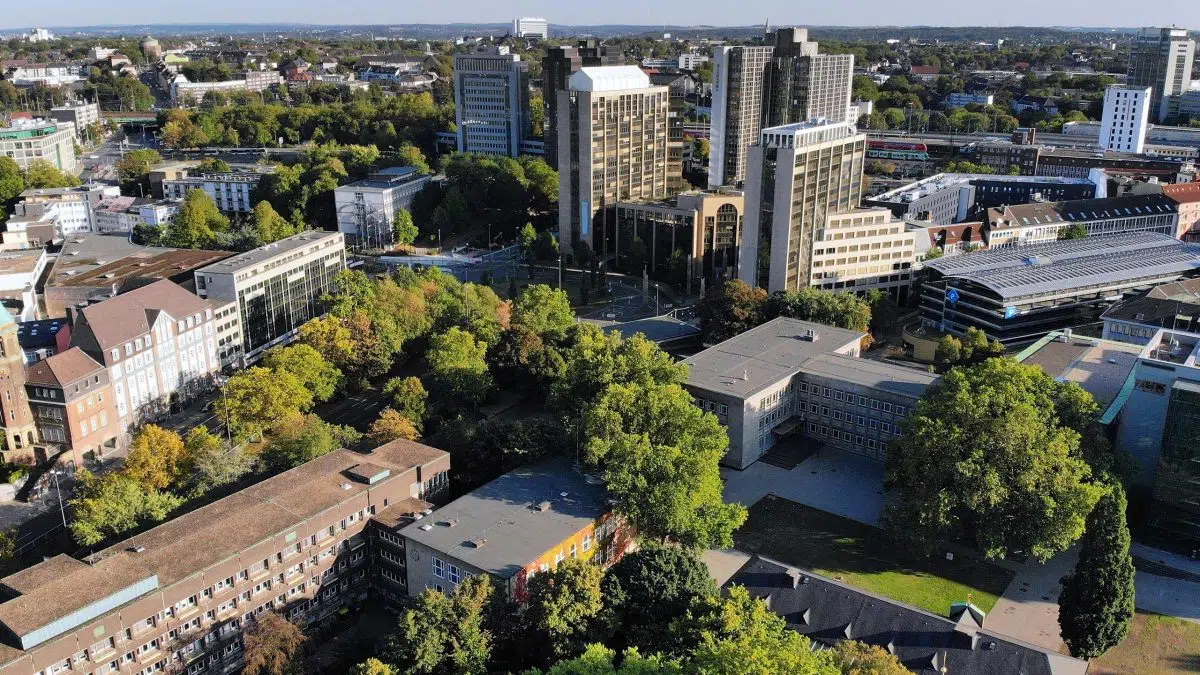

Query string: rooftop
[1100,278,1200,333]
[16,317,65,350]
[1163,181,1200,204]
[682,317,865,399]
[49,243,228,290]
[601,316,701,345]
[196,231,342,276]
[988,194,1178,229]
[800,353,940,397]
[1015,333,1143,413]
[870,173,1098,205]
[570,65,652,92]
[726,555,1087,675]
[399,457,611,579]
[24,347,104,388]
[924,232,1200,301]
[0,249,45,279]
[75,279,213,350]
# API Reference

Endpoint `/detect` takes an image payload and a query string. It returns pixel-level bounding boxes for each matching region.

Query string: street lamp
[49,470,67,528]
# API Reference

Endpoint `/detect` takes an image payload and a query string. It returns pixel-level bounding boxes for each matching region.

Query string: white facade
[7,64,83,86]
[92,197,145,234]
[170,72,282,105]
[678,53,710,70]
[8,185,119,239]
[24,28,54,43]
[810,209,916,301]
[333,168,432,249]
[50,102,100,139]
[1100,85,1152,153]
[162,171,267,213]
[0,249,48,321]
[137,200,180,226]
[454,47,528,157]
[512,17,549,39]
[0,119,78,173]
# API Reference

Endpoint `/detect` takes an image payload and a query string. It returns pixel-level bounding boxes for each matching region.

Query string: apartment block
[810,209,916,303]
[49,102,100,141]
[399,457,632,602]
[69,280,220,431]
[541,41,622,170]
[983,194,1178,248]
[557,67,672,256]
[24,347,119,467]
[161,167,271,215]
[1100,85,1152,153]
[512,17,549,39]
[763,30,853,128]
[3,185,121,245]
[454,46,529,157]
[193,232,346,366]
[1127,27,1196,121]
[740,120,867,293]
[333,167,432,249]
[683,317,937,468]
[0,438,450,675]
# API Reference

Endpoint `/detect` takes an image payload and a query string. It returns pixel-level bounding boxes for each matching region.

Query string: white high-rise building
[512,17,550,39]
[1128,27,1196,121]
[1100,85,1152,153]
[454,46,530,157]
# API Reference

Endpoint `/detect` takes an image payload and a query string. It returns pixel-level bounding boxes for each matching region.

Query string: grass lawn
[732,493,1014,616]
[1091,612,1200,675]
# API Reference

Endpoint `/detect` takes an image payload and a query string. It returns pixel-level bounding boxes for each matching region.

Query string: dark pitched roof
[1101,278,1200,332]
[25,347,104,388]
[725,556,1088,675]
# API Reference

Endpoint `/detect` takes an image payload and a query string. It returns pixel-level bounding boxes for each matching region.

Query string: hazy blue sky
[1,0,1198,31]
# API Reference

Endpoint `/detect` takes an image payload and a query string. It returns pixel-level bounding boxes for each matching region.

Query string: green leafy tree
[511,284,575,343]
[934,334,963,370]
[246,201,296,245]
[123,424,189,490]
[426,327,493,408]
[1058,483,1136,658]
[369,408,421,443]
[182,426,256,498]
[197,157,232,173]
[698,280,767,343]
[489,326,565,393]
[518,222,538,256]
[526,558,605,664]
[584,381,747,549]
[349,659,396,675]
[601,544,716,653]
[263,343,343,402]
[765,288,871,333]
[242,612,306,675]
[0,156,25,208]
[828,641,909,674]
[393,208,419,247]
[218,367,313,440]
[23,159,81,189]
[262,414,360,471]
[884,359,1107,561]
[383,376,428,429]
[163,188,230,249]
[69,470,182,546]
[550,327,687,420]
[115,148,162,184]
[1058,223,1088,240]
[541,644,681,675]
[397,143,431,175]
[384,574,494,675]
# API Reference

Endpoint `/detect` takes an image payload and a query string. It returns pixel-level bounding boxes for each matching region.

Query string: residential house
[24,347,120,466]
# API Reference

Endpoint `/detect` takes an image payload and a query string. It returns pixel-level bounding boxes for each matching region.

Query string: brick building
[24,348,119,468]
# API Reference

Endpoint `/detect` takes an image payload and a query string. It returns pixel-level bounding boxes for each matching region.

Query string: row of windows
[807,422,889,451]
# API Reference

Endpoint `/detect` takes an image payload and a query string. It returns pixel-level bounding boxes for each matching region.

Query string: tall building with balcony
[556,67,673,256]
[193,232,346,366]
[542,41,622,170]
[454,46,529,157]
[740,120,867,293]
[1128,26,1196,121]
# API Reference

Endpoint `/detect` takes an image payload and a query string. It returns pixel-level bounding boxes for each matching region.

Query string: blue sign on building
[1004,306,1019,319]
[946,288,960,304]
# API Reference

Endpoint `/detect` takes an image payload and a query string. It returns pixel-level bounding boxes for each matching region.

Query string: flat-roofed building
[193,232,346,366]
[682,317,938,468]
[0,118,77,173]
[333,167,433,250]
[1100,85,1152,153]
[709,44,774,188]
[921,232,1200,345]
[399,457,631,602]
[3,185,120,244]
[161,166,273,214]
[864,173,1100,226]
[454,46,529,157]
[612,190,744,286]
[810,209,916,302]
[24,347,119,466]
[48,102,99,141]
[0,249,48,321]
[0,438,450,675]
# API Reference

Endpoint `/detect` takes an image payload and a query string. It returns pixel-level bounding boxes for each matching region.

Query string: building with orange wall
[399,457,632,601]
[1163,181,1200,241]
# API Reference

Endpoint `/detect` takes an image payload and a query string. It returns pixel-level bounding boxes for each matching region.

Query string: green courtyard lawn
[732,493,1014,616]
[1091,612,1200,675]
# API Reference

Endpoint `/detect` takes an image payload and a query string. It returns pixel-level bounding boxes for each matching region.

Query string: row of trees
[697,280,883,344]
[0,156,82,217]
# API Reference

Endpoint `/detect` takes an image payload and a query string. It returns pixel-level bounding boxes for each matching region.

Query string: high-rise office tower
[1128,27,1196,121]
[708,27,854,189]
[512,17,550,39]
[543,41,622,169]
[454,46,529,157]
[557,66,672,256]
[740,120,866,293]
[1100,85,1152,153]
[709,45,774,188]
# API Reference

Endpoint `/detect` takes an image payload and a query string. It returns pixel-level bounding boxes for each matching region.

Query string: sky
[1,0,1198,31]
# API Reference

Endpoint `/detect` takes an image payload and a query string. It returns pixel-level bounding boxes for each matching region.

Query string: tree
[218,367,313,440]
[526,558,605,663]
[883,359,1107,561]
[1058,223,1088,240]
[198,157,233,173]
[123,424,189,490]
[69,470,182,546]
[765,288,871,333]
[397,143,431,175]
[934,334,963,370]
[511,284,576,343]
[601,544,716,653]
[383,376,428,429]
[541,644,681,675]
[1058,483,1136,658]
[426,327,492,408]
[550,326,687,420]
[828,641,909,674]
[370,408,421,443]
[262,414,359,471]
[349,659,396,675]
[182,426,256,498]
[698,280,767,343]
[0,157,24,211]
[115,148,162,185]
[242,612,306,675]
[584,381,747,549]
[23,160,80,189]
[518,222,538,256]
[163,188,230,249]
[246,201,296,245]
[393,208,419,247]
[263,344,342,402]
[384,574,494,675]
[489,326,565,393]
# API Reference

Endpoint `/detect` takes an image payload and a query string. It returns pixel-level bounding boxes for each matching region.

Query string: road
[80,129,159,184]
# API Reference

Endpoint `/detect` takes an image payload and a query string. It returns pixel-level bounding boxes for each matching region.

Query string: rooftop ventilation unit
[467,537,487,548]
[533,500,552,512]
[419,524,433,531]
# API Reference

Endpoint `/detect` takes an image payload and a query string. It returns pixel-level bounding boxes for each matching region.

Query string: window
[448,564,461,584]
[570,542,578,558]
[582,534,592,552]
[433,557,445,579]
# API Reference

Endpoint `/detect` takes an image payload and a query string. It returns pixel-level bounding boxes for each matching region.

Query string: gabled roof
[75,279,212,351]
[1163,181,1200,205]
[25,347,104,388]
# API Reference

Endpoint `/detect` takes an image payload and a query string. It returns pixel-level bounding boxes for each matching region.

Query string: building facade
[611,190,744,286]
[1101,279,1200,344]
[0,119,77,174]
[683,317,937,468]
[983,194,1178,248]
[193,232,346,365]
[763,32,853,128]
[1163,181,1200,240]
[49,102,100,141]
[1100,85,1152,153]
[454,47,529,157]
[1127,27,1196,121]
[69,280,220,430]
[24,347,119,467]
[557,67,672,255]
[512,17,549,39]
[161,169,271,214]
[708,45,774,188]
[333,167,432,250]
[541,41,621,170]
[0,307,38,462]
[863,173,1100,226]
[810,209,916,303]
[740,120,866,293]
